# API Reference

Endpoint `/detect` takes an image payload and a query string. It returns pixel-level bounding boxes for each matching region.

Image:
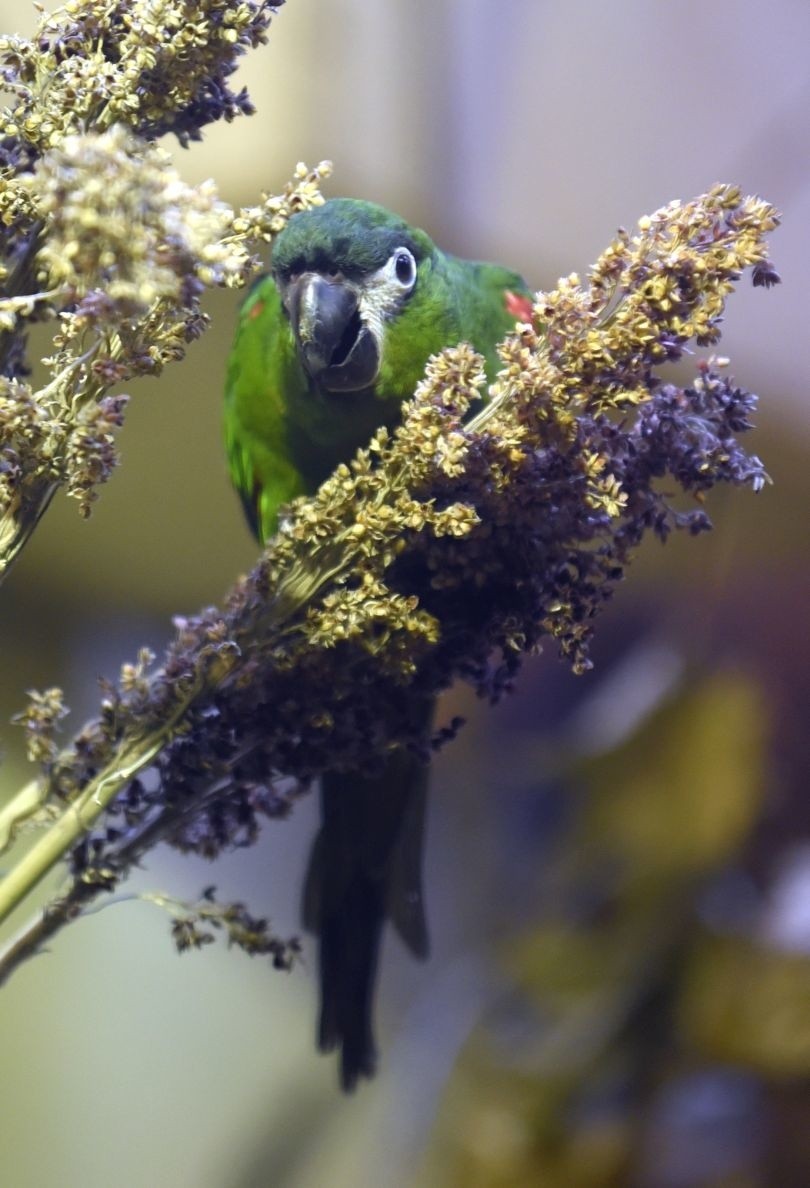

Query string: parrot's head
[270,198,434,393]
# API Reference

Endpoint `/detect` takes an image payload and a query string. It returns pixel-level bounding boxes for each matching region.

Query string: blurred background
[1,1,809,1185]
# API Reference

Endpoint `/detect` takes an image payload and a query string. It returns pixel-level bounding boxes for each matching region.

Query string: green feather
[378,252,527,399]
[223,277,305,538]
[271,197,434,279]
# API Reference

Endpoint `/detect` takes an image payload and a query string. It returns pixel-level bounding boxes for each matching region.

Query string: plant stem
[0,481,58,586]
[0,879,95,987]
[0,714,189,931]
[0,776,48,853]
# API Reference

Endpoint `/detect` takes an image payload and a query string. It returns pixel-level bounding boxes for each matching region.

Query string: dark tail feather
[314,853,385,1090]
[302,746,430,1091]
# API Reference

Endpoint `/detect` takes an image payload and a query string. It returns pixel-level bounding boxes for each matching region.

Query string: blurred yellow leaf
[680,934,810,1076]
[421,1059,634,1188]
[579,672,766,889]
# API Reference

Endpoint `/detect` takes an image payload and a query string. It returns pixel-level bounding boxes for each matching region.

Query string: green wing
[224,275,307,542]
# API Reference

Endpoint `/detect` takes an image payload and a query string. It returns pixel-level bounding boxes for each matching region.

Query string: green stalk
[0,776,49,853]
[0,715,187,931]
[0,481,58,586]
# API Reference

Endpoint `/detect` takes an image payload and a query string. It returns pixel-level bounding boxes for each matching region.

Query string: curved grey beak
[284,274,380,392]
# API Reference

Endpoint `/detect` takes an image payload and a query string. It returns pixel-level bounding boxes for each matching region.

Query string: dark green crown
[271,198,434,280]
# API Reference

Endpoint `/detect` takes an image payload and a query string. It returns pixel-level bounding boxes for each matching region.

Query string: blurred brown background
[1,1,809,1185]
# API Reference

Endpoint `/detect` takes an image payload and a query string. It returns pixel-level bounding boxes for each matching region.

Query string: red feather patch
[504,290,534,323]
[247,300,266,320]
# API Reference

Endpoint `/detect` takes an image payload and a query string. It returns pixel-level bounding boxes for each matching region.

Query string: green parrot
[224,197,530,1089]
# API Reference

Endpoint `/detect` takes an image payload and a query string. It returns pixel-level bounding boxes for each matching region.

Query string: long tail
[302,746,430,1091]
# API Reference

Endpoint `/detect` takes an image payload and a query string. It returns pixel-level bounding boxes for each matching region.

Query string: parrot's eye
[392,248,416,289]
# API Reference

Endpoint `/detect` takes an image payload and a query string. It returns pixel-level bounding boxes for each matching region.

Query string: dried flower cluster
[140,887,300,968]
[0,0,328,567]
[0,184,777,981]
[0,0,281,149]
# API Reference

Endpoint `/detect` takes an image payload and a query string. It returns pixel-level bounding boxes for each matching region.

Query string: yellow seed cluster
[0,1,283,149]
[11,686,68,765]
[17,129,329,312]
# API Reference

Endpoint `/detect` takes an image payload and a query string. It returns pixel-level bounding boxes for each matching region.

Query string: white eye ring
[390,247,416,290]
